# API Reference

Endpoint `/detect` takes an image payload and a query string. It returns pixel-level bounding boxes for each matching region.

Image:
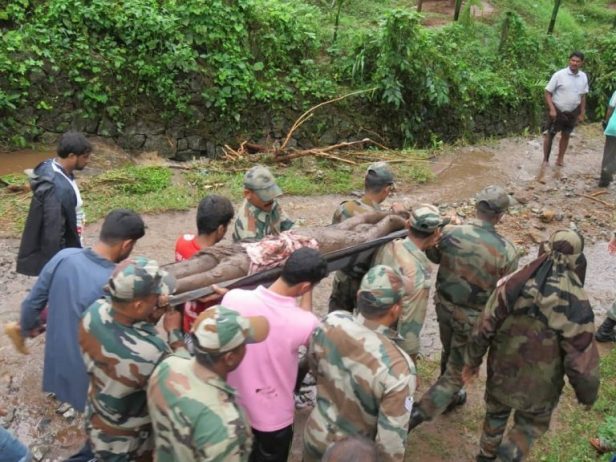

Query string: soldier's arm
[556,304,600,406]
[425,226,451,264]
[376,371,416,462]
[397,295,426,358]
[464,287,509,368]
[193,413,248,462]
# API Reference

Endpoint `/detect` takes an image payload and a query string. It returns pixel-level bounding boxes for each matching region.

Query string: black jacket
[16,159,82,276]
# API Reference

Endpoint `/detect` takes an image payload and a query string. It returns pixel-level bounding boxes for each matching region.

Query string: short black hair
[99,209,146,244]
[57,131,92,158]
[281,248,328,286]
[196,195,234,235]
[364,175,392,194]
[409,227,435,239]
[569,51,585,61]
[475,202,502,218]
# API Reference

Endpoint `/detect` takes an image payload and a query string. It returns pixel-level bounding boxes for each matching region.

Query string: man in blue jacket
[16,131,92,276]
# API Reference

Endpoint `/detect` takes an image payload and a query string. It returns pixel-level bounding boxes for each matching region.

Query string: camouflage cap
[366,162,394,185]
[357,265,404,312]
[476,185,510,215]
[243,165,283,202]
[409,204,449,233]
[549,228,584,255]
[192,305,269,354]
[106,256,175,301]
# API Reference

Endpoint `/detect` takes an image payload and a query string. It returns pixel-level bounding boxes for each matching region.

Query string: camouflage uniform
[147,305,269,462]
[415,186,518,421]
[329,196,381,312]
[328,162,394,312]
[465,229,600,461]
[372,204,448,358]
[232,199,294,242]
[304,265,416,462]
[80,257,182,462]
[232,165,293,242]
[331,196,381,225]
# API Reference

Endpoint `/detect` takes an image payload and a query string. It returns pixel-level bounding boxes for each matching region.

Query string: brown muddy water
[0,150,54,176]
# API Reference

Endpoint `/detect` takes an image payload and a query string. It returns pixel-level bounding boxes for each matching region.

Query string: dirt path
[1,125,614,461]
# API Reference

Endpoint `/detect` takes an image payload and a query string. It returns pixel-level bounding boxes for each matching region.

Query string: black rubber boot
[408,405,425,431]
[595,318,616,342]
[443,388,467,414]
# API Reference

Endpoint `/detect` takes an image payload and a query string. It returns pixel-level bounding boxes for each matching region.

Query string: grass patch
[529,346,616,462]
[0,151,437,237]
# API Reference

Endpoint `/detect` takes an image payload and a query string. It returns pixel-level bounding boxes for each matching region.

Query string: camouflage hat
[243,165,283,202]
[409,204,449,233]
[191,305,269,354]
[357,265,404,312]
[475,185,510,215]
[366,162,394,185]
[106,256,175,301]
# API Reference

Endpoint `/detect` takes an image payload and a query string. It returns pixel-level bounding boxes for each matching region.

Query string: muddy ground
[1,125,615,461]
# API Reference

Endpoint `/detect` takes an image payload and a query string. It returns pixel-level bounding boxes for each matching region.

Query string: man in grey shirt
[542,51,588,168]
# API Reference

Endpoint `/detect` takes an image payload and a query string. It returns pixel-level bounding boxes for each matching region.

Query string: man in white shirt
[542,51,588,167]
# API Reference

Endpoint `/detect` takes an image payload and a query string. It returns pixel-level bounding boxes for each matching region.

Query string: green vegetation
[0,152,433,237]
[529,346,616,462]
[1,0,615,147]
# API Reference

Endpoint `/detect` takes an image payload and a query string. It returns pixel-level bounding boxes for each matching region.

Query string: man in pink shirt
[222,247,328,462]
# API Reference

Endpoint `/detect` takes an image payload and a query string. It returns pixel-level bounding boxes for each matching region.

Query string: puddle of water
[0,150,54,176]
[419,149,501,202]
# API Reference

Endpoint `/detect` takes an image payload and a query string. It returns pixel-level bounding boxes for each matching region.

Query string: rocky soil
[0,124,615,461]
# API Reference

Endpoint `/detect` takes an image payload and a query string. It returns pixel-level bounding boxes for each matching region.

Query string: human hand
[461,365,479,384]
[163,309,182,332]
[390,202,407,215]
[578,112,585,123]
[449,210,463,225]
[198,284,229,304]
[549,108,557,120]
[608,236,616,255]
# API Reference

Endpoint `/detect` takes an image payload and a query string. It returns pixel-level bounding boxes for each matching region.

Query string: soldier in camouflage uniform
[410,185,519,429]
[147,305,269,462]
[232,165,294,242]
[463,229,600,461]
[596,231,616,342]
[372,204,448,361]
[304,265,416,462]
[79,257,185,462]
[329,162,398,312]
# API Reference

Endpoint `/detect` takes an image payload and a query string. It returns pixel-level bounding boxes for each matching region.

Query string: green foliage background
[0,0,615,147]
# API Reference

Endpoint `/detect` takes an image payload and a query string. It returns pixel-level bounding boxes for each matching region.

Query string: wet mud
[1,125,615,460]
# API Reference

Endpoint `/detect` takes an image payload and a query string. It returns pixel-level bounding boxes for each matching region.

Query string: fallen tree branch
[279,88,377,152]
[579,193,615,208]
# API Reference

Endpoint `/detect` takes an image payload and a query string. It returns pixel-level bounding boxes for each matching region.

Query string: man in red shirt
[175,195,234,331]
